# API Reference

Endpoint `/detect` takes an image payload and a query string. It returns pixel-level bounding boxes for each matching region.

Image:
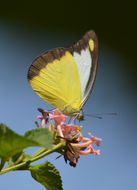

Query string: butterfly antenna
[85,114,102,119]
[85,112,117,119]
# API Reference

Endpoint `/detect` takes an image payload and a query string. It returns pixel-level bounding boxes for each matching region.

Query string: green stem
[0,142,64,175]
[0,161,29,175]
[30,147,47,158]
[30,142,64,162]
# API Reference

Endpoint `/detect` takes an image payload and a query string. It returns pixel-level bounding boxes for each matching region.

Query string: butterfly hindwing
[67,30,98,106]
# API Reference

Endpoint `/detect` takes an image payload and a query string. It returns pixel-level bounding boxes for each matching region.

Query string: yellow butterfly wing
[28,30,98,117]
[28,48,82,115]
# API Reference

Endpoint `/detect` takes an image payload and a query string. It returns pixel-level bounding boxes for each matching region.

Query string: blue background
[0,2,137,189]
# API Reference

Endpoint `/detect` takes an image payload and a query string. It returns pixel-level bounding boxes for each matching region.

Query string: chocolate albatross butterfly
[27,30,98,120]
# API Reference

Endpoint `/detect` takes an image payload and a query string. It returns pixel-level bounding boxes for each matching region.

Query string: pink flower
[37,108,102,167]
[49,109,67,126]
[37,108,49,128]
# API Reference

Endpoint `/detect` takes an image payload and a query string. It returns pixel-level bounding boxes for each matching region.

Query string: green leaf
[0,123,39,159]
[29,161,63,190]
[0,158,6,170]
[24,128,53,149]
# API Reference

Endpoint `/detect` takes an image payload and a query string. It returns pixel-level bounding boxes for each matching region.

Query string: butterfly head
[76,109,84,121]
[70,109,84,121]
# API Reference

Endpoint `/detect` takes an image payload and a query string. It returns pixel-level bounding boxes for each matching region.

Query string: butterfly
[27,30,98,120]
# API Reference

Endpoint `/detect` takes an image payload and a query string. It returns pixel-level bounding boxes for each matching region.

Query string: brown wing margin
[67,30,99,106]
[83,31,98,105]
[27,48,66,81]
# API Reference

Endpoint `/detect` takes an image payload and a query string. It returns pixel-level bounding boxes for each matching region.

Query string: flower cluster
[37,108,101,167]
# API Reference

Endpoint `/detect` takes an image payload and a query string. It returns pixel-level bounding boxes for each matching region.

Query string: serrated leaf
[0,123,38,159]
[24,128,53,149]
[29,161,63,190]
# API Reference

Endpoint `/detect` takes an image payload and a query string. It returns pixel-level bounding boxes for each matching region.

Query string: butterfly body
[28,30,98,120]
